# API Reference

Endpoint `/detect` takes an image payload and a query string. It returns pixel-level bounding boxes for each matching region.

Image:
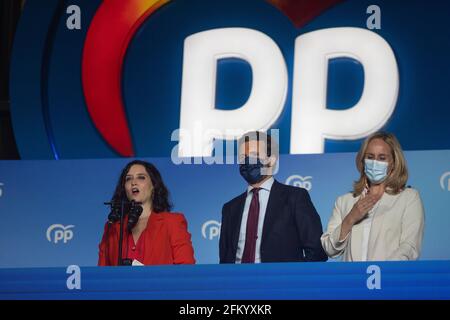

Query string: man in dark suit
[219,131,327,263]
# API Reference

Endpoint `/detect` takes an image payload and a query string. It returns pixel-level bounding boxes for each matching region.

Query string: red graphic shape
[82,0,341,157]
[267,0,344,28]
[82,0,169,157]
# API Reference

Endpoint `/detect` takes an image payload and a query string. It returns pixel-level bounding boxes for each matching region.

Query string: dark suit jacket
[219,180,328,263]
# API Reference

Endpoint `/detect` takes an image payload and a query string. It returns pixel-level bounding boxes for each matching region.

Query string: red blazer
[98,212,196,266]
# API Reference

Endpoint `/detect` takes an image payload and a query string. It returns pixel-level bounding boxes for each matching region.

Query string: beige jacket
[321,188,425,261]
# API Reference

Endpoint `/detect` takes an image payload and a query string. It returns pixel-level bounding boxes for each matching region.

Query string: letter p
[179,28,288,157]
[290,27,399,154]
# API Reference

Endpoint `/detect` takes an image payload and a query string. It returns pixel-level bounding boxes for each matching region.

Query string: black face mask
[239,156,268,185]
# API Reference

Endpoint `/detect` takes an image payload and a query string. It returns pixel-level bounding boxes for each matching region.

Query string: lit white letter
[179,28,287,157]
[290,27,398,154]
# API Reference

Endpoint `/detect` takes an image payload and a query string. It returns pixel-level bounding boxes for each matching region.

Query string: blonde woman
[321,132,425,261]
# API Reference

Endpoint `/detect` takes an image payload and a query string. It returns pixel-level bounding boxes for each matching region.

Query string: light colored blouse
[321,188,425,261]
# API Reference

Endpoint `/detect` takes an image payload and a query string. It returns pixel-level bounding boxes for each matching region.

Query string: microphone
[127,200,143,231]
[104,201,121,224]
[104,199,142,266]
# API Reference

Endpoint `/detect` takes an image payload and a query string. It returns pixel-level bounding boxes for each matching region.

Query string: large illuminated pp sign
[179,28,288,157]
[291,28,399,153]
[179,27,399,157]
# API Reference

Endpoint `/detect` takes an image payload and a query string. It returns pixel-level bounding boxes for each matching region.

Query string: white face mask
[364,159,389,184]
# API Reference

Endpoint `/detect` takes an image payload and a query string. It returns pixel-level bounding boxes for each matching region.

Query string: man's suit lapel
[261,180,283,248]
[231,192,247,258]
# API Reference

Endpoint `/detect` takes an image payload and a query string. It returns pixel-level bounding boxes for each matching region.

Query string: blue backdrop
[0,150,449,268]
[9,0,450,159]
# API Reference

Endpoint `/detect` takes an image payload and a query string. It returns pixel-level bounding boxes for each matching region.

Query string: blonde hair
[353,132,408,196]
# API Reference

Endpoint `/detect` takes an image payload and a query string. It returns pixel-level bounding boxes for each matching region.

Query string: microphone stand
[104,199,127,266]
[118,199,125,266]
[104,199,142,266]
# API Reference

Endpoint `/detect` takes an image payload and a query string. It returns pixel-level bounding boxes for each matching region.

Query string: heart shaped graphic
[267,0,345,28]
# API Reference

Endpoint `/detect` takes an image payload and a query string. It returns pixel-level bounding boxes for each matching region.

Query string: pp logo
[440,172,450,191]
[285,175,313,191]
[202,220,221,240]
[46,224,75,244]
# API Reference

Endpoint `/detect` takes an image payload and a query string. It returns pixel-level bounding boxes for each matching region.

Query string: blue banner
[0,150,449,267]
[9,0,450,159]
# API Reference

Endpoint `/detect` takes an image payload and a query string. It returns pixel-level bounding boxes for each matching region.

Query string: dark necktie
[241,188,260,263]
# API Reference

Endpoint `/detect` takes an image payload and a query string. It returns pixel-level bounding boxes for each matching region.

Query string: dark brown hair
[111,160,172,212]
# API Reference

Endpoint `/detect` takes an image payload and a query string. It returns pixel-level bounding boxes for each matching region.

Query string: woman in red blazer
[98,160,196,266]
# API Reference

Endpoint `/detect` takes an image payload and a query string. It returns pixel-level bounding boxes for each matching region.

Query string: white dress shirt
[358,189,381,261]
[360,205,378,261]
[235,177,274,263]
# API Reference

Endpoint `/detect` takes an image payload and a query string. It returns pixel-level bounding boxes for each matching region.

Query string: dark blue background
[9,0,450,159]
